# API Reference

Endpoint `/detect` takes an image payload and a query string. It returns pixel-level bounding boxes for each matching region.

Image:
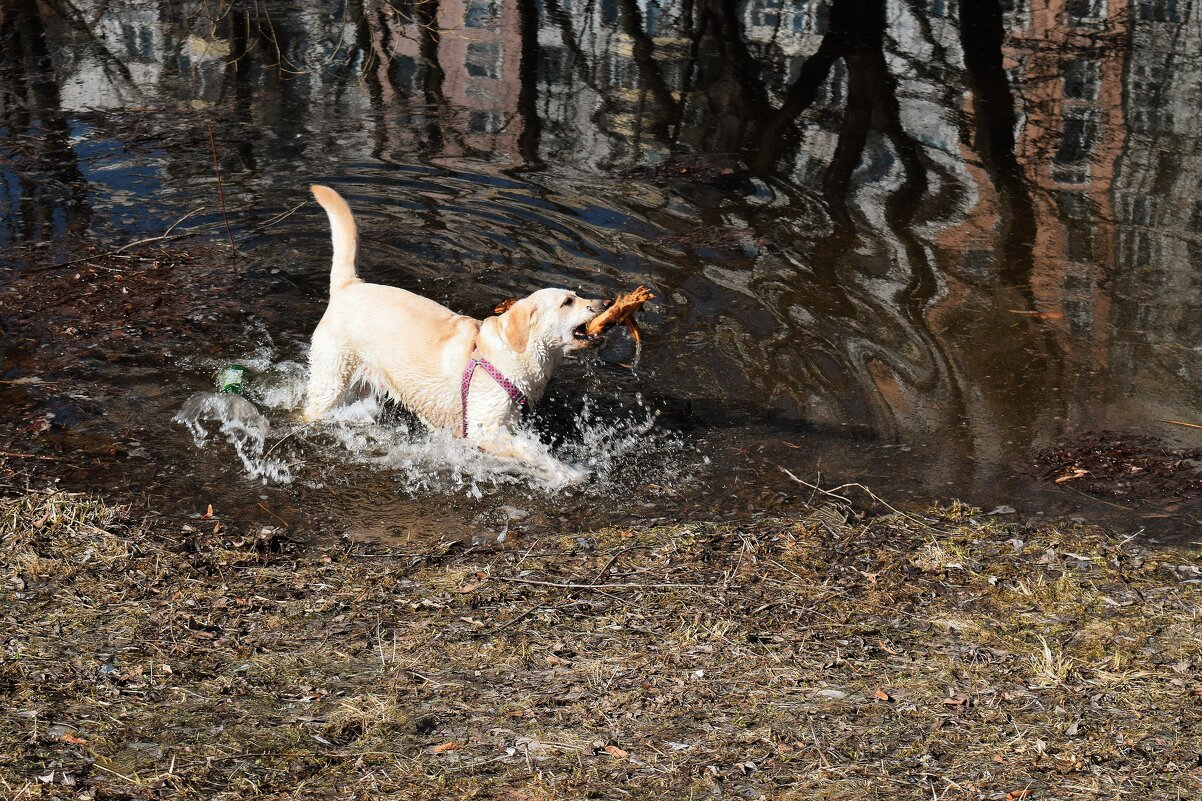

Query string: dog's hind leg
[303,335,358,421]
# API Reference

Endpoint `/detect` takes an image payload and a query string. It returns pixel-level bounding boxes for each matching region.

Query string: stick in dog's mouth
[494,286,654,347]
[582,286,654,347]
[572,323,604,345]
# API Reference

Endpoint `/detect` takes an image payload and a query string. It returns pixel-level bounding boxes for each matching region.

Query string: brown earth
[2,487,1200,800]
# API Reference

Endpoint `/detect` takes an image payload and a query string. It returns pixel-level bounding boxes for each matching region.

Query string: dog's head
[497,288,609,354]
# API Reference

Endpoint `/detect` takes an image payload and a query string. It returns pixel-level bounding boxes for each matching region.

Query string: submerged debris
[1033,431,1202,502]
[2,489,1200,799]
[621,154,743,186]
[657,223,762,253]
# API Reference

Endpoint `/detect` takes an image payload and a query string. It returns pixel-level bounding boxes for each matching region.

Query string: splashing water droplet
[175,392,292,483]
[179,352,702,501]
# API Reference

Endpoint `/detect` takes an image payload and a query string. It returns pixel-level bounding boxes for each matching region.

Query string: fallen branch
[778,466,945,532]
[36,208,207,272]
[111,207,207,254]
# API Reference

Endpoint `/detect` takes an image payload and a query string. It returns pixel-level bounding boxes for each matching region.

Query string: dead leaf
[943,696,966,706]
[604,745,629,759]
[1054,467,1089,484]
[432,741,458,753]
[1005,791,1034,801]
[58,733,87,745]
[993,753,1005,764]
[201,504,214,519]
[456,582,483,594]
[874,689,894,702]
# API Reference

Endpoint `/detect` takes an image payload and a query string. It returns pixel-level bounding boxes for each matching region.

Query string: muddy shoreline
[2,485,1200,800]
[4,238,1201,546]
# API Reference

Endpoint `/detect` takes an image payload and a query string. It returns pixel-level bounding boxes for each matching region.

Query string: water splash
[174,391,293,484]
[561,393,697,496]
[182,354,699,498]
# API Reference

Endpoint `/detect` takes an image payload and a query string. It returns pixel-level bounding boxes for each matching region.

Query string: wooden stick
[35,208,206,272]
[262,422,315,459]
[585,285,654,336]
[208,123,235,249]
[111,207,206,254]
[1159,419,1202,430]
[778,466,947,533]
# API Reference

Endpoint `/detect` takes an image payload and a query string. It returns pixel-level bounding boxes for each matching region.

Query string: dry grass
[1,490,1200,800]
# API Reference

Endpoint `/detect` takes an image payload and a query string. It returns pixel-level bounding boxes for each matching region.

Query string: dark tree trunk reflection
[959,0,1036,283]
[0,0,90,240]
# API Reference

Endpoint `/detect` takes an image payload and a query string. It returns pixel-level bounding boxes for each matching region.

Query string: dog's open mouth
[572,324,602,345]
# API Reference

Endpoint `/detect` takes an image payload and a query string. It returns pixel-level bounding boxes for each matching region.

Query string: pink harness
[460,358,529,437]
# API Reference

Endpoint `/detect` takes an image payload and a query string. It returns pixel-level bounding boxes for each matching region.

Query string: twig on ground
[262,423,315,459]
[256,502,290,530]
[35,208,208,272]
[779,467,853,504]
[589,545,649,585]
[491,575,714,591]
[778,466,944,532]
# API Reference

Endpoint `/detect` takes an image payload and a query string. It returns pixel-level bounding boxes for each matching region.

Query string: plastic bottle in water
[217,364,247,394]
[177,364,270,449]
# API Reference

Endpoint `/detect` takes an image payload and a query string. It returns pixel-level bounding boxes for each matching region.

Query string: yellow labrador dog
[304,185,609,483]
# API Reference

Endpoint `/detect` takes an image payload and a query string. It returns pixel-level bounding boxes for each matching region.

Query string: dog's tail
[310,185,360,295]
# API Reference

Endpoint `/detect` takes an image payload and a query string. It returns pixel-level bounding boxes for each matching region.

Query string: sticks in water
[208,123,235,250]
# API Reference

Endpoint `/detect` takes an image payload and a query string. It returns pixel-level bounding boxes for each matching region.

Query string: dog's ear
[502,300,534,353]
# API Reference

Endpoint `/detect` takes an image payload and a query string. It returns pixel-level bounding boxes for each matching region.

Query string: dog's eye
[561,297,574,307]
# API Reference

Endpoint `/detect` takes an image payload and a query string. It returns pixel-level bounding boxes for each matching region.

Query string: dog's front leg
[472,426,586,486]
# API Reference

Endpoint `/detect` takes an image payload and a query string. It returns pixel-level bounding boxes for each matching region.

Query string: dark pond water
[2,0,1201,541]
